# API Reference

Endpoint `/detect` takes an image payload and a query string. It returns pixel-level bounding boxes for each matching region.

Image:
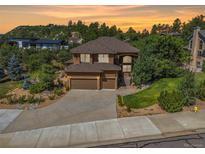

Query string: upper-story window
[199,39,203,50]
[123,56,132,63]
[80,54,90,63]
[189,40,193,49]
[98,54,109,63]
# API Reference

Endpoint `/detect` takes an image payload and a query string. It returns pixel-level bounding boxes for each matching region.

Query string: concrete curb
[1,110,205,148]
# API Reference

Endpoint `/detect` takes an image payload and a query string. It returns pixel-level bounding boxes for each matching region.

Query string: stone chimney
[190,26,201,71]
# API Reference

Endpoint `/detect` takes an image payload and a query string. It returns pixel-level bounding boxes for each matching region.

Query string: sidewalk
[0,109,22,133]
[1,110,205,148]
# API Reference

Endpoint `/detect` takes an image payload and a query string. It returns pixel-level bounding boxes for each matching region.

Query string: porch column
[115,72,118,89]
[97,76,101,90]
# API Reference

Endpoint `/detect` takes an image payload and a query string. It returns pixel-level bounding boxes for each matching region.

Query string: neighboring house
[8,38,35,48]
[161,32,181,36]
[0,39,4,45]
[34,39,63,50]
[68,32,83,45]
[188,27,205,72]
[7,38,68,50]
[65,36,139,90]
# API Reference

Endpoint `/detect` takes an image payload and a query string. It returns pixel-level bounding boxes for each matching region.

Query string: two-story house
[65,37,139,90]
[188,27,205,72]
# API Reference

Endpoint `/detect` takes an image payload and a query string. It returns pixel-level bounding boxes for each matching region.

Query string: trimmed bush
[158,90,184,113]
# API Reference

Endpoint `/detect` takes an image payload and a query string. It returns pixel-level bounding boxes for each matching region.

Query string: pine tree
[0,66,5,80]
[8,55,22,81]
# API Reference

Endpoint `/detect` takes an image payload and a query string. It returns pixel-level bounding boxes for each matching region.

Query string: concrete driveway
[0,109,22,133]
[3,90,117,133]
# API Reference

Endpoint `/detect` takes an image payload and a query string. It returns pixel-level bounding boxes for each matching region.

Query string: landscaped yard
[0,81,20,98]
[123,72,205,109]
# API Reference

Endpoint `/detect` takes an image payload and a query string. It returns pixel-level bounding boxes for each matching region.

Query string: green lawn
[123,72,205,109]
[0,81,21,98]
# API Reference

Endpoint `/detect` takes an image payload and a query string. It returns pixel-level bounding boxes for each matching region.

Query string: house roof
[65,63,121,73]
[199,30,205,41]
[188,30,205,42]
[71,37,139,54]
[34,39,62,44]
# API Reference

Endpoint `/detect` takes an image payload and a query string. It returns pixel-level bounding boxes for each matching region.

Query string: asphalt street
[96,133,205,148]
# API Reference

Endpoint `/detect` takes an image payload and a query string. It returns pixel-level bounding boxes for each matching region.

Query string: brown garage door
[71,79,97,89]
[102,78,116,89]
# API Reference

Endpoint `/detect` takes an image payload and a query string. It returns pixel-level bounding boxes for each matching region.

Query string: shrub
[202,61,205,72]
[126,106,131,112]
[0,66,5,80]
[17,95,27,104]
[6,94,18,104]
[48,94,56,100]
[22,79,31,90]
[158,90,184,113]
[27,95,44,104]
[39,73,55,90]
[196,80,205,101]
[29,83,46,94]
[64,82,70,91]
[27,95,36,104]
[54,88,64,96]
[117,95,124,106]
[41,64,55,74]
[57,50,71,63]
[177,71,196,106]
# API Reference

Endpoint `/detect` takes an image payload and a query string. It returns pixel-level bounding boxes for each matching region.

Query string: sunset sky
[0,5,205,34]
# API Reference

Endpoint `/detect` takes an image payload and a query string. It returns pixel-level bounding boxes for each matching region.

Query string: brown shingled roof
[71,37,139,54]
[65,63,121,73]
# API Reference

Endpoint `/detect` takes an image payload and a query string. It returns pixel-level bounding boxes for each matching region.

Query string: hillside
[4,24,68,40]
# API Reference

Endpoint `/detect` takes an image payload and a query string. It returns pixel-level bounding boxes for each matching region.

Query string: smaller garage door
[71,79,97,89]
[102,78,116,89]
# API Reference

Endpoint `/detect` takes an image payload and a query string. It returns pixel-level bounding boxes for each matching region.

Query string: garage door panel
[102,78,115,89]
[71,79,97,89]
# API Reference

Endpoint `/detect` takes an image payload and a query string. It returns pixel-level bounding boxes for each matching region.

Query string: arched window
[123,56,132,63]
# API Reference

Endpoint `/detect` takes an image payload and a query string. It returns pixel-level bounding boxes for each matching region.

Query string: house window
[198,51,202,56]
[98,54,109,63]
[190,40,192,49]
[197,61,201,68]
[123,56,132,63]
[123,65,132,72]
[80,54,90,63]
[199,40,203,50]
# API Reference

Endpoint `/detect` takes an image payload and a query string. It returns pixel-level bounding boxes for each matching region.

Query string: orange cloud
[0,5,205,33]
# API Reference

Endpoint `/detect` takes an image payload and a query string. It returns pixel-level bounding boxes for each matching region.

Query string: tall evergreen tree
[8,55,22,81]
[172,18,182,33]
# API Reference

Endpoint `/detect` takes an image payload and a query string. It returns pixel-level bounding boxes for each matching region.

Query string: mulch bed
[117,99,205,118]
